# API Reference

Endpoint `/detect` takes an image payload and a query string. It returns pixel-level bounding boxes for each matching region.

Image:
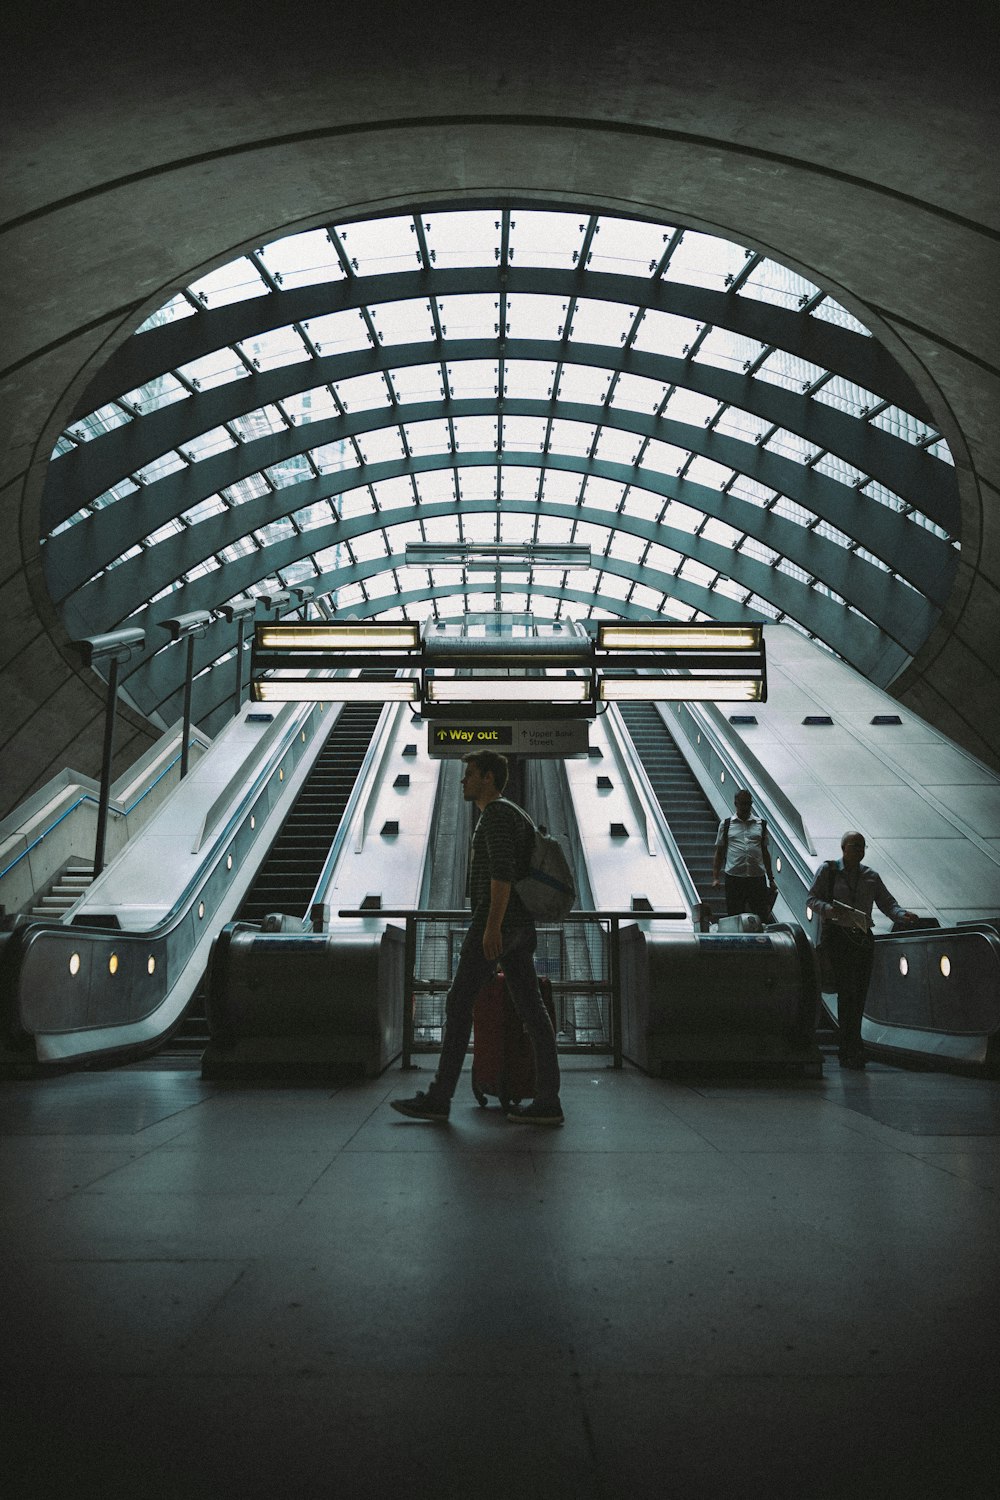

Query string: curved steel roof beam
[78,266,934,423]
[49,338,956,536]
[51,437,952,620]
[69,484,939,664]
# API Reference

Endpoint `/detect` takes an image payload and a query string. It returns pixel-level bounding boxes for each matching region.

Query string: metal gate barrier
[338,907,685,1069]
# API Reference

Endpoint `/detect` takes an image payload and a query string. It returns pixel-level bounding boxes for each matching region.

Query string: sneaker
[505,1098,564,1125]
[391,1090,450,1122]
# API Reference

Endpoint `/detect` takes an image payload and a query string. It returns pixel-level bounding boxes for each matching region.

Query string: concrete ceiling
[1,0,998,817]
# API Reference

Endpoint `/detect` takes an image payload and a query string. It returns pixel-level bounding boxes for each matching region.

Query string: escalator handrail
[667,700,818,872]
[601,705,701,917]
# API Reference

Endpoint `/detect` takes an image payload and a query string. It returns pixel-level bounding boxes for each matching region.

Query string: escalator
[617,702,723,922]
[164,701,384,1054]
[236,701,384,924]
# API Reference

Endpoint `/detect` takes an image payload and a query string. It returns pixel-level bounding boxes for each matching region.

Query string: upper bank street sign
[428,720,590,758]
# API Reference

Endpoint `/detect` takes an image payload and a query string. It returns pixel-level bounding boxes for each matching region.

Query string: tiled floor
[1,1056,998,1499]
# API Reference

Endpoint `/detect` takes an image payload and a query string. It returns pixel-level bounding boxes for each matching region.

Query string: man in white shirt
[712,789,776,921]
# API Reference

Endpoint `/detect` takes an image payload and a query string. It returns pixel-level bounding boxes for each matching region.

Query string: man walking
[392,750,563,1124]
[712,788,776,921]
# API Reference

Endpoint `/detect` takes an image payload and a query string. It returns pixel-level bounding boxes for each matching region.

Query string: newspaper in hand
[832,900,869,932]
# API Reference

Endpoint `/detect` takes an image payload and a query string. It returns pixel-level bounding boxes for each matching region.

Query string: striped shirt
[468,798,535,932]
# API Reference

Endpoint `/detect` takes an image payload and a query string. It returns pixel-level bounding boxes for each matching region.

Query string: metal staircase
[27,860,95,921]
[617,702,724,922]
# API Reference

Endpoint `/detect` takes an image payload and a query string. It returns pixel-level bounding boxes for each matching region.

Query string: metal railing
[338,906,685,1070]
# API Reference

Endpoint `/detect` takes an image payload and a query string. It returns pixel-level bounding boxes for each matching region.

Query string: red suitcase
[471,970,557,1111]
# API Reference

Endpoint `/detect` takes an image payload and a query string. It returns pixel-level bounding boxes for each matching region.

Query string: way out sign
[428,721,590,758]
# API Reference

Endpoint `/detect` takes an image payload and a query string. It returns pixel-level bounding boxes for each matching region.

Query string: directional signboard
[428,720,590,758]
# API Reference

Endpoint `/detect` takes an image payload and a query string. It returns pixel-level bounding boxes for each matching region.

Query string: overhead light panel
[599,678,764,702]
[253,678,419,703]
[598,624,762,651]
[256,622,420,651]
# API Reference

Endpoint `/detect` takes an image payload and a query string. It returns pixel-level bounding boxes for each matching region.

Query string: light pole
[217,599,257,717]
[69,628,146,877]
[159,612,213,778]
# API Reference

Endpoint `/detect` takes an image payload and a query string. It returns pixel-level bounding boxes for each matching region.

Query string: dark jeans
[828,925,875,1059]
[724,874,771,920]
[432,924,560,1104]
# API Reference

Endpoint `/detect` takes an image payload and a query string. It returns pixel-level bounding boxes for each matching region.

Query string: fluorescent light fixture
[425,677,591,703]
[599,678,763,702]
[253,678,419,703]
[598,624,762,651]
[256,623,420,651]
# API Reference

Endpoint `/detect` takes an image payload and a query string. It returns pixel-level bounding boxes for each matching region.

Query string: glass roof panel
[754,349,828,392]
[504,360,556,400]
[738,260,820,310]
[663,389,720,426]
[713,407,771,443]
[448,360,498,398]
[238,325,311,371]
[182,426,238,462]
[257,229,347,289]
[501,416,547,452]
[404,419,454,455]
[693,327,768,373]
[588,216,672,277]
[642,439,687,474]
[67,403,131,443]
[662,232,749,291]
[282,387,339,425]
[421,210,499,269]
[435,294,499,339]
[122,373,190,416]
[333,372,392,411]
[505,295,568,341]
[177,347,250,392]
[548,418,596,456]
[389,364,445,403]
[135,293,196,334]
[540,469,585,503]
[811,298,872,335]
[568,299,637,346]
[337,215,417,275]
[508,211,586,269]
[631,309,701,358]
[452,416,498,451]
[610,373,669,413]
[594,427,642,466]
[229,407,285,442]
[685,456,733,489]
[369,298,436,346]
[302,309,372,355]
[189,258,270,309]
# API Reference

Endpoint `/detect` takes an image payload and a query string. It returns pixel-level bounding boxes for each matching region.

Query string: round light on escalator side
[109,953,118,975]
[69,953,81,976]
[148,956,156,975]
[899,956,908,977]
[940,955,951,978]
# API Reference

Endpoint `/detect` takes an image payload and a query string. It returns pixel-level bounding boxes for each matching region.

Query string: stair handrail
[601,705,701,918]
